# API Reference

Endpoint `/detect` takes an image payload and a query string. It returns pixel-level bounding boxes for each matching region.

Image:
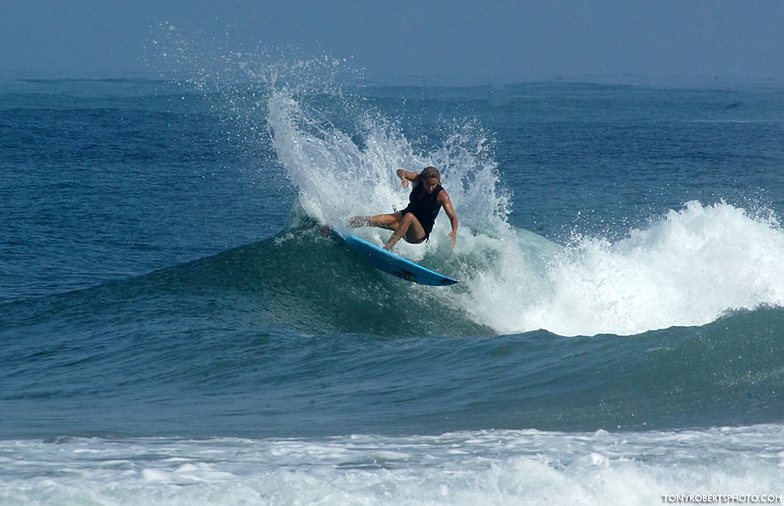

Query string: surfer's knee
[400,213,416,226]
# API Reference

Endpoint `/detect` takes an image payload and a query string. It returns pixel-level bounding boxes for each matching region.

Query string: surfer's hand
[449,230,457,249]
[400,178,409,189]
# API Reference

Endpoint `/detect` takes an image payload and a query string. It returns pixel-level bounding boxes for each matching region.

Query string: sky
[1,0,782,83]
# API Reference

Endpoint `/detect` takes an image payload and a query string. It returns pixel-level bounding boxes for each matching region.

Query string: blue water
[2,65,784,504]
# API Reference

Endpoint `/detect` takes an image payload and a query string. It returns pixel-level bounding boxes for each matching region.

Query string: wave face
[2,228,784,438]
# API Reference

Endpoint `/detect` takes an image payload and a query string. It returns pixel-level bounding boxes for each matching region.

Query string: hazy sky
[1,0,782,83]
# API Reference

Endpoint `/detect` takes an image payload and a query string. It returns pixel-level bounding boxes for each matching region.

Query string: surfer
[349,166,459,250]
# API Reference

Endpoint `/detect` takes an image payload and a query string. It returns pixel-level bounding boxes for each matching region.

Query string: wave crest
[465,201,784,336]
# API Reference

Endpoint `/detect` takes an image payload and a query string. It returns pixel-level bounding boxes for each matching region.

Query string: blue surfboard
[341,233,458,286]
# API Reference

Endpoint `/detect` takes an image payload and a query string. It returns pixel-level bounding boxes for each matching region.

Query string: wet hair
[420,166,441,182]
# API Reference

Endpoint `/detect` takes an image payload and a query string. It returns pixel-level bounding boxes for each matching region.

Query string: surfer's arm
[438,190,459,248]
[396,168,418,189]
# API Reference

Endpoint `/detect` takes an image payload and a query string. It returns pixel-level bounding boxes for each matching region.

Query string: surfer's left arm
[438,190,459,248]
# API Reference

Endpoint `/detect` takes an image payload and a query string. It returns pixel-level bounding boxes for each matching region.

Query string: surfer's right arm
[396,168,418,189]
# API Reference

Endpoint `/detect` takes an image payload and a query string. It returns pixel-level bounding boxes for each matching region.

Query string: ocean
[2,58,784,504]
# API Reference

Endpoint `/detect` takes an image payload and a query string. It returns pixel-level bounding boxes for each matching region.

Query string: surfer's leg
[384,213,426,250]
[350,213,402,230]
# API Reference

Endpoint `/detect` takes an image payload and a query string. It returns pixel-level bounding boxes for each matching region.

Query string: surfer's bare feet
[349,216,367,228]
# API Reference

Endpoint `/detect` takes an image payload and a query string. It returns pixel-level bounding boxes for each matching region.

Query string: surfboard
[340,233,458,286]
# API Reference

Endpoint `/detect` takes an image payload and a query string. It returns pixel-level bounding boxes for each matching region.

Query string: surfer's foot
[383,233,402,251]
[348,216,368,228]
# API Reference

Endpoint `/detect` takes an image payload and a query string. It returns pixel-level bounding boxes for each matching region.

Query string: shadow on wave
[0,224,490,339]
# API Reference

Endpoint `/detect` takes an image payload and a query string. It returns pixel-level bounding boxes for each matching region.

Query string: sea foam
[463,201,784,336]
[2,425,782,505]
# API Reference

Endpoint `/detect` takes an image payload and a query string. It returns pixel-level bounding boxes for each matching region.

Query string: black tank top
[401,184,443,237]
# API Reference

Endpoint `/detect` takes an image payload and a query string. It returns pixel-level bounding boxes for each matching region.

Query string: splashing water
[266,88,510,238]
[462,201,784,336]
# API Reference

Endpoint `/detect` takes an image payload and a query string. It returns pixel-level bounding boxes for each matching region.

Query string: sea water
[2,55,784,504]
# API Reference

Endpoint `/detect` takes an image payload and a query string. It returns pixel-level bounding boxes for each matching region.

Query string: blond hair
[420,166,441,182]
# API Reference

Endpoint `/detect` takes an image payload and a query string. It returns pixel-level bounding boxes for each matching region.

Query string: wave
[7,196,784,341]
[2,230,784,436]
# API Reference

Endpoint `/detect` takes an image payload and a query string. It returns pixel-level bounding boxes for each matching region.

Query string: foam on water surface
[2,425,782,505]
